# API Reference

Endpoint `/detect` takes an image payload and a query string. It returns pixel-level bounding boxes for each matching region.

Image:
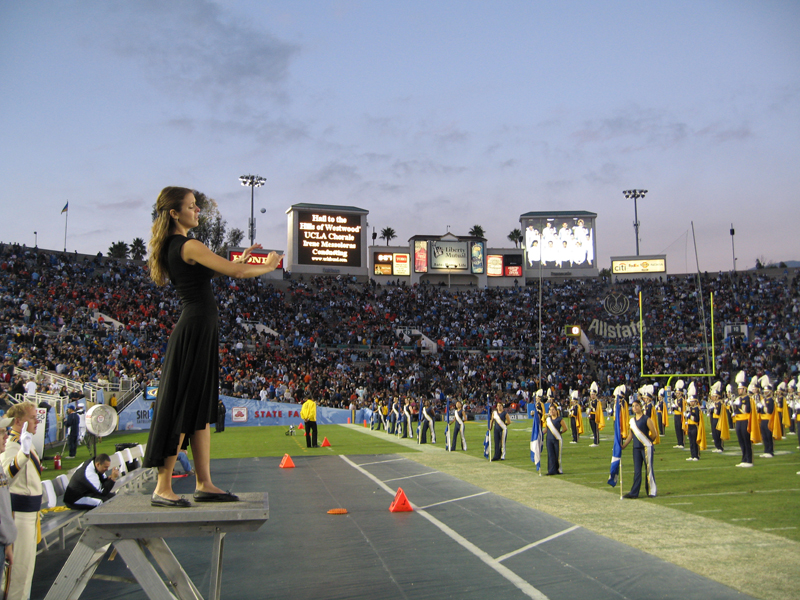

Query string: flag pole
[619,438,623,500]
[537,403,542,477]
[619,398,624,500]
[444,398,450,451]
[63,200,69,252]
[487,399,492,461]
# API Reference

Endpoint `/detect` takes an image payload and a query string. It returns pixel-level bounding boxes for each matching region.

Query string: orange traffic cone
[298,423,304,430]
[363,419,368,427]
[321,437,331,447]
[389,488,413,512]
[347,417,351,424]
[279,454,295,468]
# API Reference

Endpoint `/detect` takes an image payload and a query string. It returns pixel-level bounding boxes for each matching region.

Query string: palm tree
[380,227,397,245]
[108,241,129,259]
[469,225,485,238]
[507,228,523,248]
[226,228,245,249]
[130,237,146,261]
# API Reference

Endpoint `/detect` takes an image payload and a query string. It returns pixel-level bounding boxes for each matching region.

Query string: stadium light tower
[239,174,266,246]
[730,224,736,271]
[623,189,647,256]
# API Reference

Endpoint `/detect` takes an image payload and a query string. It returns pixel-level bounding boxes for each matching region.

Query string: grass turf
[44,419,799,543]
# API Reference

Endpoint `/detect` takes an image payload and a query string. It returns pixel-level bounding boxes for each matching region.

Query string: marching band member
[774,381,789,438]
[370,397,380,430]
[545,404,567,475]
[388,397,400,435]
[756,375,779,458]
[790,379,800,445]
[621,397,658,499]
[490,400,510,461]
[450,400,467,451]
[731,372,756,467]
[381,399,389,431]
[683,383,706,461]
[568,390,583,444]
[725,383,735,430]
[0,403,41,600]
[587,382,604,447]
[419,399,436,444]
[708,382,729,453]
[656,388,667,436]
[671,380,687,449]
[400,398,412,438]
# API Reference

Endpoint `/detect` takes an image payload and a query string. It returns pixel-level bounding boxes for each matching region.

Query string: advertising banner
[470,241,485,274]
[414,240,428,273]
[220,398,366,427]
[229,249,284,270]
[117,396,365,430]
[393,253,410,276]
[487,255,503,276]
[118,395,153,431]
[430,241,468,270]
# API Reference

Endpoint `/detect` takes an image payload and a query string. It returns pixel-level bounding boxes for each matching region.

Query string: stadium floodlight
[565,325,581,337]
[622,189,647,256]
[240,174,267,246]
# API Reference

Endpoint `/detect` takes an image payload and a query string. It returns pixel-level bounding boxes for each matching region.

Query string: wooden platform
[45,492,268,600]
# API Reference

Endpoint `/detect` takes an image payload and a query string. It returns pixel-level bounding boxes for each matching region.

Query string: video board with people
[521,213,596,270]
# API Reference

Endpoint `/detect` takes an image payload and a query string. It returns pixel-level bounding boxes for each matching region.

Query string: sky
[1,0,798,273]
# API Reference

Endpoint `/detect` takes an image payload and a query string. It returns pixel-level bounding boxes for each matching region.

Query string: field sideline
[47,420,799,600]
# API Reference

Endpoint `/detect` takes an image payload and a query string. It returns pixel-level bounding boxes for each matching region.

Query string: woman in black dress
[144,187,282,507]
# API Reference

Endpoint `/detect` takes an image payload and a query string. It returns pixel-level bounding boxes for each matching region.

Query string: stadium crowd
[1,242,799,418]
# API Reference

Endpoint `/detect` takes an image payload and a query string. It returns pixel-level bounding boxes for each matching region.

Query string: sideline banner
[221,397,365,427]
[118,394,365,430]
[118,395,153,431]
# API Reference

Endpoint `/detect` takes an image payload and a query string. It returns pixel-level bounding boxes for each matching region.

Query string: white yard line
[357,457,410,466]
[340,455,550,600]
[419,491,491,510]
[383,471,438,482]
[496,526,581,563]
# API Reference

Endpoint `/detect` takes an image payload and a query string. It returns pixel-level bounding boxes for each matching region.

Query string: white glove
[20,421,33,455]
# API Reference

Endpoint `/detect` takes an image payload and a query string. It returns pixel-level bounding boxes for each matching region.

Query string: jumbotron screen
[297,210,362,267]
[521,215,595,269]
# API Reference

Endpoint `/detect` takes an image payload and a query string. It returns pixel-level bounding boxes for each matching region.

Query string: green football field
[48,419,800,543]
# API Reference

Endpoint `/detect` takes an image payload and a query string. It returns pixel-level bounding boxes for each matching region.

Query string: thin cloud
[544,179,575,192]
[573,107,689,149]
[103,0,299,102]
[583,162,623,186]
[432,127,470,147]
[391,158,467,178]
[309,161,361,186]
[95,199,146,211]
[695,123,753,143]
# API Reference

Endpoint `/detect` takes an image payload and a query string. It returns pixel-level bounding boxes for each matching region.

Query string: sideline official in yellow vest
[301,392,318,448]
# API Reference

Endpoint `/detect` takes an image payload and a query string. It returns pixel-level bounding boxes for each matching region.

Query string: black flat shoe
[151,493,191,508]
[193,490,239,502]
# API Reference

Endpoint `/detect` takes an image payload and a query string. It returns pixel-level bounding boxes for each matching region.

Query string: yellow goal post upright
[638,291,716,381]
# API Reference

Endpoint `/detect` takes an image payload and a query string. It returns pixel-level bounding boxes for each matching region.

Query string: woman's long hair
[148,186,193,286]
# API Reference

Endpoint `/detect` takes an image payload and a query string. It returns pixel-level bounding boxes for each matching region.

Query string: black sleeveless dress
[144,235,219,467]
